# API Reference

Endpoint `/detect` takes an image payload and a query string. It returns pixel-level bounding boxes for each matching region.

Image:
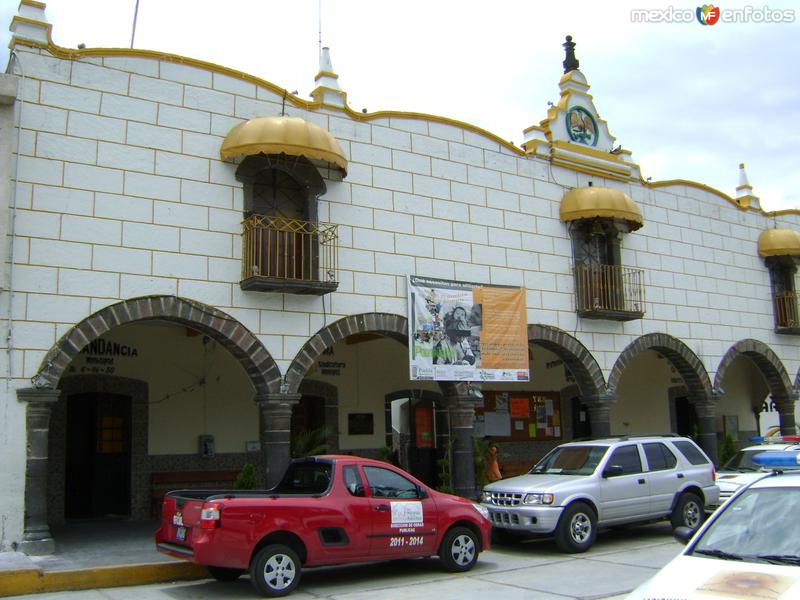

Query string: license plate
[176,526,187,542]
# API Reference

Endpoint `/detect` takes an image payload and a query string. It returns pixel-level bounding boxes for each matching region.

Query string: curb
[0,562,208,597]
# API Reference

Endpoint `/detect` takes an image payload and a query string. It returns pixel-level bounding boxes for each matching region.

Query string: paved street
[2,522,683,600]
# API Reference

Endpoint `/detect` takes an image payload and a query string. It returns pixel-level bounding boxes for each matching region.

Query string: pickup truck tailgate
[155,493,208,556]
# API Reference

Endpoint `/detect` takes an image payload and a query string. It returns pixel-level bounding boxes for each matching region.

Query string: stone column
[773,393,798,436]
[691,396,718,465]
[445,395,477,499]
[257,393,300,488]
[585,393,614,438]
[17,387,60,556]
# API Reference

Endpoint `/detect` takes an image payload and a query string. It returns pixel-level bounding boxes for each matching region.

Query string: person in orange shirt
[485,439,502,482]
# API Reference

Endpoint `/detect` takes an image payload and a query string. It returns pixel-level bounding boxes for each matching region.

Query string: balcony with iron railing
[240,214,339,295]
[573,264,645,321]
[773,291,800,334]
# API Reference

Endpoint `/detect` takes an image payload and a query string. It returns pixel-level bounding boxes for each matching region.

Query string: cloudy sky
[2,0,799,211]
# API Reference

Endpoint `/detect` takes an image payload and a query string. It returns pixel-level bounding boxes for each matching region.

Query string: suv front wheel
[555,502,597,553]
[670,492,703,530]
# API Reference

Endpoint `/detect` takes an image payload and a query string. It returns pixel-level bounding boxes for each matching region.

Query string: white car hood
[628,554,800,600]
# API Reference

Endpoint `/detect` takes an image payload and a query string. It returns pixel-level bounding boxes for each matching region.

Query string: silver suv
[480,435,720,553]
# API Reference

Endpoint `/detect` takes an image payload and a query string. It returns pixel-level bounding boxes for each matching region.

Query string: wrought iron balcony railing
[574,264,645,321]
[240,214,338,295]
[773,291,800,333]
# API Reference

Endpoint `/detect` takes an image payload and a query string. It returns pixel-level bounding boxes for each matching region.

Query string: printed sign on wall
[408,275,529,382]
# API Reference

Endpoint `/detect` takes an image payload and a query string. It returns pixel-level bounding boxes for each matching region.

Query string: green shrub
[719,434,737,466]
[233,463,257,490]
[291,427,329,458]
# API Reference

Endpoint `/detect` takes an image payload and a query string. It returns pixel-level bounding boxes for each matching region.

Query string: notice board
[474,391,561,442]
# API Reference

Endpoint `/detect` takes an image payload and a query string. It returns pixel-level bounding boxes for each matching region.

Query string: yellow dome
[758,228,800,257]
[220,116,347,174]
[560,186,643,230]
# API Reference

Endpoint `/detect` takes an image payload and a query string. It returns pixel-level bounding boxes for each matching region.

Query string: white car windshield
[722,450,767,472]
[530,445,608,476]
[691,486,800,565]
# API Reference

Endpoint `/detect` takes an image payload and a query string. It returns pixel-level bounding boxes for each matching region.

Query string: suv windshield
[531,445,608,475]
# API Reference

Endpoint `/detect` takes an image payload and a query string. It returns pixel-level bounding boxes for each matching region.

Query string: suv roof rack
[576,433,680,442]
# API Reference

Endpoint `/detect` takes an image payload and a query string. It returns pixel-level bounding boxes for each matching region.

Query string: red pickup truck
[155,455,492,597]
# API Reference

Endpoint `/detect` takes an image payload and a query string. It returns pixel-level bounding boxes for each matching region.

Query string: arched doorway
[20,296,278,552]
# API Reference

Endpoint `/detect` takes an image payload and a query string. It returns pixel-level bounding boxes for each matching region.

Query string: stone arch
[284,312,470,397]
[715,339,793,398]
[608,333,712,399]
[527,324,606,397]
[32,295,280,396]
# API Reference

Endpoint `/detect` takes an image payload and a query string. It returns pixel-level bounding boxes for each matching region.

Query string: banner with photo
[407,275,529,382]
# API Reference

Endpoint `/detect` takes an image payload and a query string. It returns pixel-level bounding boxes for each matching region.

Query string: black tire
[249,544,301,597]
[207,565,245,581]
[555,502,597,553]
[671,492,703,531]
[439,526,479,572]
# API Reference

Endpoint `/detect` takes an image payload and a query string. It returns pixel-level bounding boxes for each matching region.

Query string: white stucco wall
[3,6,800,550]
[4,43,799,388]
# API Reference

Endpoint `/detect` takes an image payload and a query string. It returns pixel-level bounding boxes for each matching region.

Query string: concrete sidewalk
[0,520,682,598]
[0,520,205,597]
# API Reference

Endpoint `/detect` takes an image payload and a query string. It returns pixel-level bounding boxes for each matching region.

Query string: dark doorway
[408,398,437,488]
[673,396,697,437]
[65,392,131,519]
[291,395,327,456]
[571,397,591,439]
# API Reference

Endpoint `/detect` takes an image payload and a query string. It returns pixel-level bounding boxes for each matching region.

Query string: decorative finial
[562,35,580,74]
[320,46,333,72]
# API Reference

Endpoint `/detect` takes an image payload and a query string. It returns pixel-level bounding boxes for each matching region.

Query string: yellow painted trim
[311,85,344,95]
[0,562,207,597]
[645,178,800,216]
[559,71,590,89]
[12,38,525,156]
[552,140,627,164]
[10,15,53,31]
[647,179,744,210]
[523,123,546,134]
[551,159,634,183]
[314,70,339,82]
[21,0,47,9]
[551,153,632,177]
[735,184,751,191]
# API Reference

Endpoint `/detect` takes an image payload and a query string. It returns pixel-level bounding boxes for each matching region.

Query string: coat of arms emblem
[566,106,597,146]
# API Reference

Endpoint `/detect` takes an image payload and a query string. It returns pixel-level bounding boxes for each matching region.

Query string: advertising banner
[407,275,529,382]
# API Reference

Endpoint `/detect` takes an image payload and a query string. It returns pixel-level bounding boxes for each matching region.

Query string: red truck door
[362,465,438,557]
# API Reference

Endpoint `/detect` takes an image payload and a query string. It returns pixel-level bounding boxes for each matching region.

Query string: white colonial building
[2,1,800,555]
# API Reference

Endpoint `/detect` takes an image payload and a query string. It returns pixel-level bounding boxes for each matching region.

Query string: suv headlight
[523,493,554,505]
[481,489,492,502]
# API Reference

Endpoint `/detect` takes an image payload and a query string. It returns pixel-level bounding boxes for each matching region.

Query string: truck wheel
[207,566,244,581]
[555,502,596,553]
[439,526,479,572]
[671,492,703,531]
[250,544,301,597]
